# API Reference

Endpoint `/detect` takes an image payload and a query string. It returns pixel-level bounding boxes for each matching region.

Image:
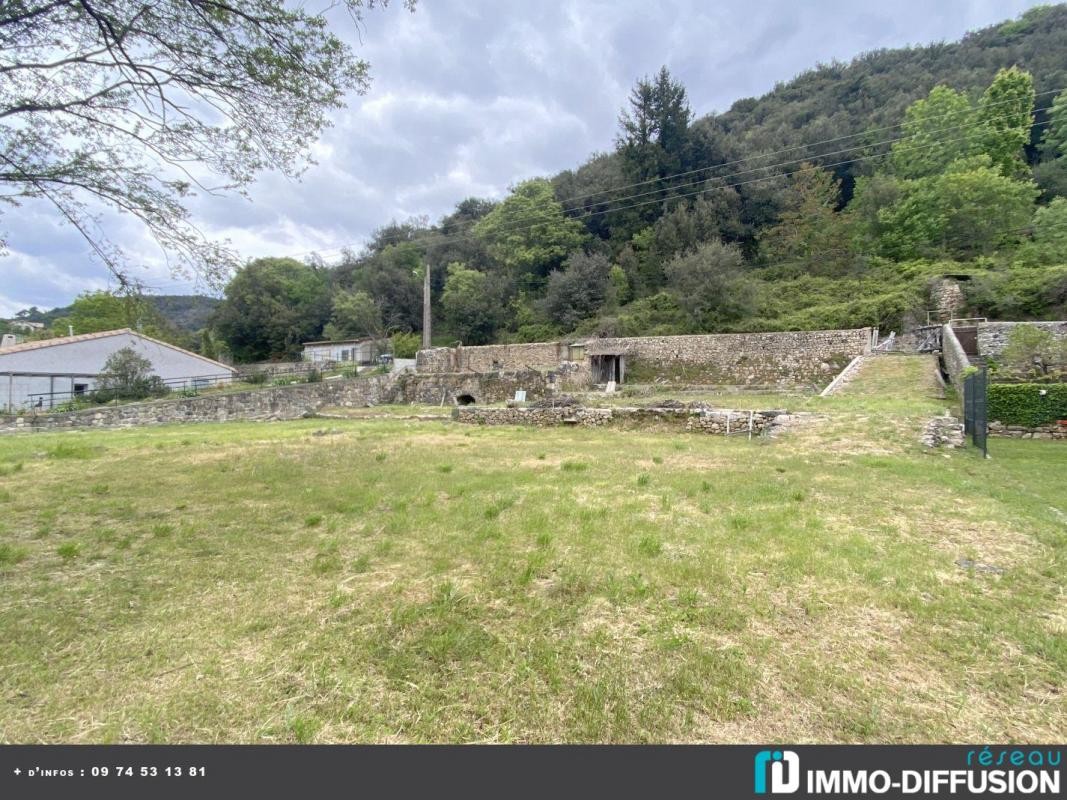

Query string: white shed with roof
[301,337,379,365]
[0,328,236,411]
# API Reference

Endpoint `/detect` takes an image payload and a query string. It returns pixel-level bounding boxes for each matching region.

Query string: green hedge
[987,383,1067,427]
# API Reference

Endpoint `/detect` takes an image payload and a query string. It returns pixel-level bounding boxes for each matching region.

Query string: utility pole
[421,261,431,349]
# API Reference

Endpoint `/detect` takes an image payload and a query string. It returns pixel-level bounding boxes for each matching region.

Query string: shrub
[999,324,1067,380]
[987,383,1067,426]
[91,347,170,403]
[305,368,322,383]
[390,331,421,359]
[244,370,268,385]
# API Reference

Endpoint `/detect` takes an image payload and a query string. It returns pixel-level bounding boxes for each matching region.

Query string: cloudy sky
[0,0,1047,315]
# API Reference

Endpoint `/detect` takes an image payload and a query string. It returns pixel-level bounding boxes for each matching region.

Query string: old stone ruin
[414,327,877,406]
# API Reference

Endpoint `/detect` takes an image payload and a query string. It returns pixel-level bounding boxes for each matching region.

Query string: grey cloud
[0,0,1048,310]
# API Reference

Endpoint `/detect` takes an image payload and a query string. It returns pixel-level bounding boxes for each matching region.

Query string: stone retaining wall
[988,420,1067,440]
[395,370,549,405]
[941,324,971,405]
[0,376,393,432]
[416,328,874,387]
[586,328,873,386]
[416,342,565,373]
[977,321,1067,359]
[451,405,782,434]
[0,369,550,433]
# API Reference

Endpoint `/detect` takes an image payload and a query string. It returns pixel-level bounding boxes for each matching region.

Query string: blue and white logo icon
[754,750,801,794]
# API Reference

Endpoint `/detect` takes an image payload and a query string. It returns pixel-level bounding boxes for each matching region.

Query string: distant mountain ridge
[26,295,220,333]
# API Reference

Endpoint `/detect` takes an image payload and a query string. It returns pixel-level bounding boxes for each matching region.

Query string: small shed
[301,337,379,365]
[0,328,237,411]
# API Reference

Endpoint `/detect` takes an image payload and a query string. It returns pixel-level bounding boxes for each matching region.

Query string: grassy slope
[0,355,1063,743]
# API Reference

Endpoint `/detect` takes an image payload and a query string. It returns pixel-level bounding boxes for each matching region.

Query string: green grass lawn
[0,356,1063,743]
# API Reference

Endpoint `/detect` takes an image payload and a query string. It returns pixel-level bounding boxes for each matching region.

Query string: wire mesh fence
[963,365,988,458]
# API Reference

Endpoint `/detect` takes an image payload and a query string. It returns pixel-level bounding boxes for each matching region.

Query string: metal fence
[962,366,988,458]
[24,371,238,410]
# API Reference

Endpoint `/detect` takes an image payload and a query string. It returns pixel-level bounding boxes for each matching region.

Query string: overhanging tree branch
[0,0,415,285]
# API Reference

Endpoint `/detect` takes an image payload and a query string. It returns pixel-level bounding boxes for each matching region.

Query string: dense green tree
[613,67,700,238]
[440,263,503,345]
[552,152,628,242]
[324,290,388,342]
[977,67,1035,177]
[53,290,172,340]
[199,330,220,362]
[651,194,743,259]
[875,156,1039,259]
[340,242,424,334]
[663,241,755,329]
[544,252,614,330]
[1040,89,1067,160]
[847,173,905,252]
[617,67,692,182]
[390,332,421,358]
[608,265,631,307]
[1019,197,1067,264]
[213,257,330,362]
[889,86,977,179]
[758,166,853,274]
[1036,89,1067,199]
[472,179,585,285]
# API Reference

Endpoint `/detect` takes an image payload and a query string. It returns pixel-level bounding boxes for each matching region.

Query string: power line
[295,115,1053,264]
[282,87,1063,262]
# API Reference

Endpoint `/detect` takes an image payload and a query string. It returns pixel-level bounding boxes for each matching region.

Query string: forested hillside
[23,294,219,334]
[9,294,221,356]
[211,5,1067,361]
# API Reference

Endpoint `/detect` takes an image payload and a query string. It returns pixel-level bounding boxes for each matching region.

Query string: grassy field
[0,355,1063,743]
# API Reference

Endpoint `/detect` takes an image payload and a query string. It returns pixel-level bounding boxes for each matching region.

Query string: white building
[301,337,380,365]
[0,328,237,412]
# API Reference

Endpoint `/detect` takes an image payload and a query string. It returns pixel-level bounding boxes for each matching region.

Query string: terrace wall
[941,324,972,398]
[417,328,874,387]
[977,321,1067,360]
[452,405,782,434]
[587,328,874,386]
[0,370,549,433]
[416,343,565,373]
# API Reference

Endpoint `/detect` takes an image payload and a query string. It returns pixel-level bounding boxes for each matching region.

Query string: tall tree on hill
[875,156,1039,260]
[338,242,424,335]
[663,241,754,330]
[977,67,1035,178]
[759,166,853,274]
[614,67,695,235]
[324,290,388,343]
[889,86,978,179]
[544,252,614,330]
